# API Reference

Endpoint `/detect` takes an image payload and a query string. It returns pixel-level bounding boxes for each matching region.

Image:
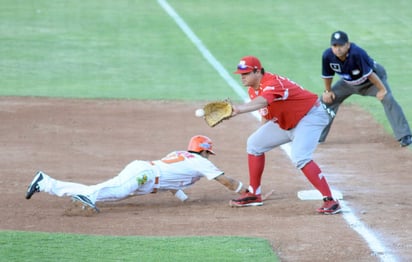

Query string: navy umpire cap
[330,31,349,45]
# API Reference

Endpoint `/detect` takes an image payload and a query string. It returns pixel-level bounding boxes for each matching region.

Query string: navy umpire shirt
[322,43,376,86]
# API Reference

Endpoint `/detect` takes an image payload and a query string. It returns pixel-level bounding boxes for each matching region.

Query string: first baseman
[320,31,412,147]
[25,135,247,213]
[227,56,341,214]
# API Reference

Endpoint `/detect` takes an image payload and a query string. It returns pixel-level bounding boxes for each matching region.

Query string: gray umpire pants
[319,63,411,142]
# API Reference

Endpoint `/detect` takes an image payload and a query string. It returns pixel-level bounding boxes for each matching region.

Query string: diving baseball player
[25,135,247,213]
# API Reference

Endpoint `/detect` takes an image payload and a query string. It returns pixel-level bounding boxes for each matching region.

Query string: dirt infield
[1,97,411,261]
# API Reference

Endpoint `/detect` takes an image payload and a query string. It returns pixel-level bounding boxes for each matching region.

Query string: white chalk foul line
[157,0,396,261]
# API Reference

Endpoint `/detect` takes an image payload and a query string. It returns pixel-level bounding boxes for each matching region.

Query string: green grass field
[2,0,411,130]
[1,0,411,261]
[0,231,275,262]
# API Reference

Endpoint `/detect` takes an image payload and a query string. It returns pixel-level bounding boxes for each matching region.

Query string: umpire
[319,30,411,147]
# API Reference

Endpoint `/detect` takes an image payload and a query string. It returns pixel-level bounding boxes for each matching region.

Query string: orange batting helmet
[187,135,215,155]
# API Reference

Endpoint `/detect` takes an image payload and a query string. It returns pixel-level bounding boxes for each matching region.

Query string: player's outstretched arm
[232,96,267,116]
[214,174,247,194]
[214,174,275,200]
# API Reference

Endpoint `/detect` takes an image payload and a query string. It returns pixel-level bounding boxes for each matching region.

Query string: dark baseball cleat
[25,171,44,199]
[72,194,100,213]
[229,191,263,207]
[317,197,342,215]
[399,135,412,147]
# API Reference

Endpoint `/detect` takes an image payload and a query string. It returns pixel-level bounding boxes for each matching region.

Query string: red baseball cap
[234,56,262,74]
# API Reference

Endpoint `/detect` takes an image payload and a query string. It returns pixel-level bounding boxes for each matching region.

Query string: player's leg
[292,104,329,171]
[362,64,411,144]
[247,121,289,195]
[319,80,354,142]
[88,160,156,203]
[25,170,89,199]
[230,122,289,207]
[292,105,341,214]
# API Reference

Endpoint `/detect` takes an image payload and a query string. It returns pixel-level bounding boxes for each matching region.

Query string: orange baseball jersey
[248,72,318,130]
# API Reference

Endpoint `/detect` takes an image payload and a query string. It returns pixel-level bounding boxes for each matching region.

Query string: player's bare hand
[376,89,387,101]
[322,91,335,104]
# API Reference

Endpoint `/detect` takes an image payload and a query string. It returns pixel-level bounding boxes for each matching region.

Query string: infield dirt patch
[1,97,411,261]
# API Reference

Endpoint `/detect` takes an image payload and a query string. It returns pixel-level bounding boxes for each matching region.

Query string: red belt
[151,177,159,193]
[150,161,160,193]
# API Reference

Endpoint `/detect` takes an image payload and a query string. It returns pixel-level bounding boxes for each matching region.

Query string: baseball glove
[203,100,233,127]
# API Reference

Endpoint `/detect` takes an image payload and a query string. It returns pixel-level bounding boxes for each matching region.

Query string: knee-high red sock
[300,160,332,198]
[248,154,265,195]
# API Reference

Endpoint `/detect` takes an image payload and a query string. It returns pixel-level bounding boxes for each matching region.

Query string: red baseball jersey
[248,72,318,130]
